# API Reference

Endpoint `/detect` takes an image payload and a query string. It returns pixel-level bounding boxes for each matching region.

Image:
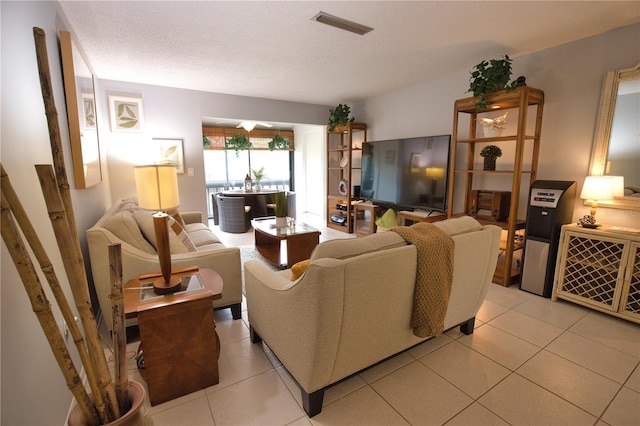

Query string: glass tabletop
[252,217,319,237]
[139,274,204,302]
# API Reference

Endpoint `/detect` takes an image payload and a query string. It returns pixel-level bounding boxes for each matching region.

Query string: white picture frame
[109,95,144,132]
[152,138,185,174]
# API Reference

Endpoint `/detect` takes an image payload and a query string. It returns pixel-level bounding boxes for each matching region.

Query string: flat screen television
[360,134,451,213]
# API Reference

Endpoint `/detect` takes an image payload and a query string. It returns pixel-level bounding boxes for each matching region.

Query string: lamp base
[153,275,182,295]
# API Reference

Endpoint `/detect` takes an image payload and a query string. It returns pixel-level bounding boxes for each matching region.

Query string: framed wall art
[152,138,184,174]
[109,95,144,132]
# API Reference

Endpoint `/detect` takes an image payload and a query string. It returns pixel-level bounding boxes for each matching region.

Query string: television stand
[397,210,446,226]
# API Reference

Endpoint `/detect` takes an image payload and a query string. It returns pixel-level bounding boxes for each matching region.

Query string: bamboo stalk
[0,193,100,426]
[1,164,110,424]
[35,165,120,421]
[109,243,129,413]
[32,27,79,246]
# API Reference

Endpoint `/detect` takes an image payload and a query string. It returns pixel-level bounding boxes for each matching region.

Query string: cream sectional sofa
[244,216,501,417]
[87,198,242,330]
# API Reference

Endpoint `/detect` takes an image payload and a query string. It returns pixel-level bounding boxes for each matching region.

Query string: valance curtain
[203,127,294,150]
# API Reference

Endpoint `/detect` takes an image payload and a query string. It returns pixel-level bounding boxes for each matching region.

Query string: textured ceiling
[60,1,640,106]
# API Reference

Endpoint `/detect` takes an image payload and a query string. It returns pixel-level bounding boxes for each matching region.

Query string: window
[203,127,294,218]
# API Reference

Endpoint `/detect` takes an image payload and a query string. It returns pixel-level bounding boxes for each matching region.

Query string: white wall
[361,23,640,228]
[1,2,111,424]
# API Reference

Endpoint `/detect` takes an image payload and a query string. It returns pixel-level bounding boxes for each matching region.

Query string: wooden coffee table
[252,217,320,269]
[124,268,223,405]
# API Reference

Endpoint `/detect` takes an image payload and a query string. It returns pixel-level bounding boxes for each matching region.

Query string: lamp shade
[134,165,180,210]
[610,175,625,198]
[580,176,613,201]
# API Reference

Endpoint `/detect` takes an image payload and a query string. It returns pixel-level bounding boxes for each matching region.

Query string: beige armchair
[245,216,501,416]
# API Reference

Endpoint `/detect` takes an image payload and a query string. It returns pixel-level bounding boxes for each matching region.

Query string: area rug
[240,246,280,271]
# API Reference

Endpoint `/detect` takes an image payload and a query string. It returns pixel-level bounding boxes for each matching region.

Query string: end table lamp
[579,175,623,227]
[134,164,181,294]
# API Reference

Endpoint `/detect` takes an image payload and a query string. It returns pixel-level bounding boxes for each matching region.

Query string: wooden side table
[252,218,320,268]
[124,268,223,405]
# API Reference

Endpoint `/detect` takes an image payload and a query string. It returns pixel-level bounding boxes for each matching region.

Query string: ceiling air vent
[311,11,373,36]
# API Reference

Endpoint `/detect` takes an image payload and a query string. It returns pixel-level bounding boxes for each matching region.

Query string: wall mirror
[589,62,640,210]
[60,30,102,189]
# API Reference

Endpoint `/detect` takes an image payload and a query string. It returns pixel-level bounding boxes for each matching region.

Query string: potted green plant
[327,103,355,132]
[203,136,211,148]
[468,55,518,110]
[251,166,267,191]
[272,191,288,227]
[268,134,289,151]
[480,145,503,170]
[225,134,252,157]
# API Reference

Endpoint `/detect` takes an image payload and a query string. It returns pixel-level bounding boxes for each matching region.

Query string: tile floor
[108,214,640,426]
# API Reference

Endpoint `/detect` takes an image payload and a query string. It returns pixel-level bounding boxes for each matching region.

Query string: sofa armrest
[180,211,203,224]
[245,259,345,392]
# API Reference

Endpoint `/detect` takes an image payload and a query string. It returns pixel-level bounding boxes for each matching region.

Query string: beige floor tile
[477,299,510,323]
[625,365,640,392]
[287,416,313,426]
[445,402,509,425]
[310,386,409,426]
[323,375,368,407]
[458,323,540,370]
[484,283,532,309]
[478,374,596,425]
[420,340,510,399]
[517,349,621,416]
[208,369,304,425]
[488,309,564,347]
[207,337,274,390]
[601,386,640,426]
[514,297,589,329]
[370,361,472,425]
[546,332,638,383]
[150,395,215,426]
[215,315,250,345]
[359,352,414,383]
[275,366,304,408]
[407,333,453,358]
[569,310,640,358]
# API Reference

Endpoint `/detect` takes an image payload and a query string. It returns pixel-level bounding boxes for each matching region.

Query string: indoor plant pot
[272,191,288,227]
[480,145,502,170]
[67,381,147,426]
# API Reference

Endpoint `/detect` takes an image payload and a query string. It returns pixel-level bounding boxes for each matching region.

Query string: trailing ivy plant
[468,55,518,110]
[225,134,252,157]
[203,136,211,148]
[268,134,289,151]
[327,103,355,132]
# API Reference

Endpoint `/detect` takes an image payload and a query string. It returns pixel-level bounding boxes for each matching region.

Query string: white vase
[481,126,503,138]
[275,216,287,228]
[255,184,261,192]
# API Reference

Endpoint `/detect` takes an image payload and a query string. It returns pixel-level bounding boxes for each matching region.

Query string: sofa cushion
[132,210,192,254]
[104,211,157,254]
[310,231,405,261]
[290,259,311,281]
[187,227,222,248]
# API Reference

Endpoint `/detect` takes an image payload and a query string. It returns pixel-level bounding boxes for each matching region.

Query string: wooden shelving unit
[447,86,544,286]
[326,122,367,233]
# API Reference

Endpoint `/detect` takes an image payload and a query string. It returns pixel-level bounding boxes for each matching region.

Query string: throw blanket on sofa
[391,222,454,338]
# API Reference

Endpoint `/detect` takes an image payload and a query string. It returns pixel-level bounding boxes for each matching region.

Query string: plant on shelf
[327,103,355,132]
[225,134,252,157]
[203,136,211,148]
[480,144,503,171]
[268,134,289,151]
[467,55,518,110]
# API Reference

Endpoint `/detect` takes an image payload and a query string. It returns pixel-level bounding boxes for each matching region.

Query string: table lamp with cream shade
[134,164,182,294]
[579,175,624,227]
